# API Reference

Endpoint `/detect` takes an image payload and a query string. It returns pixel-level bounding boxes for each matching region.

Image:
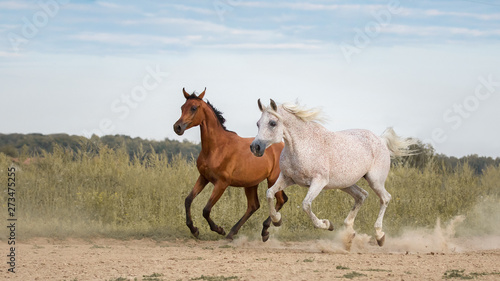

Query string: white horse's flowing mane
[281,102,327,124]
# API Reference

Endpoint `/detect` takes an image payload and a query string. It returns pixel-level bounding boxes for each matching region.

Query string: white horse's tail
[381,127,418,158]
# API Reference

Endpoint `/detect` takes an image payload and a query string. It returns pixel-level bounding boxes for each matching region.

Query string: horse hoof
[377,234,385,247]
[225,234,234,241]
[262,234,270,242]
[192,228,200,239]
[328,220,334,231]
[343,232,356,251]
[218,228,226,236]
[272,218,282,227]
[261,230,270,242]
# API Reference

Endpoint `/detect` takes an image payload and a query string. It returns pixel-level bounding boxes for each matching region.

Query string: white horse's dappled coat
[250,100,417,249]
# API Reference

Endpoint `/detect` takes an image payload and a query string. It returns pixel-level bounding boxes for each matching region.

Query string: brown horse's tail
[380,127,419,158]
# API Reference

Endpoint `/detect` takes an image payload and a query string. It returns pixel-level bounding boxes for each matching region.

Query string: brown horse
[174,88,287,241]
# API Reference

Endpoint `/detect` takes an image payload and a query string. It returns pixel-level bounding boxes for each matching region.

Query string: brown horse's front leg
[202,182,228,236]
[185,176,209,238]
[226,185,260,240]
[262,190,288,242]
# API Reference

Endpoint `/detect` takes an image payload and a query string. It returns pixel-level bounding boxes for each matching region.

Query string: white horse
[250,99,416,249]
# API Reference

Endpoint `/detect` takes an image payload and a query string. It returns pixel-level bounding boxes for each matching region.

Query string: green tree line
[401,141,500,175]
[0,133,200,161]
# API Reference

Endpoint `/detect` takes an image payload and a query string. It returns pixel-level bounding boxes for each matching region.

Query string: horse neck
[199,105,229,152]
[280,110,319,152]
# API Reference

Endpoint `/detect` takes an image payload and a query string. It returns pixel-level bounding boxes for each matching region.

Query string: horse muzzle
[173,121,188,135]
[250,139,266,157]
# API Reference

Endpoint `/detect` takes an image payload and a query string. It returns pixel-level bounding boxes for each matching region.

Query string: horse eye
[269,120,277,127]
[256,121,260,128]
[191,106,197,112]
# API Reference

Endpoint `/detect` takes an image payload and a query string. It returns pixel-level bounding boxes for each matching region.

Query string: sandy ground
[2,231,500,281]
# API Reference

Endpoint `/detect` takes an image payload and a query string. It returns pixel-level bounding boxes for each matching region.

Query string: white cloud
[96,1,125,9]
[235,2,385,11]
[0,24,17,32]
[424,9,500,21]
[165,4,215,15]
[70,32,202,46]
[120,17,229,33]
[0,51,22,57]
[395,7,500,21]
[0,1,35,10]
[118,16,287,45]
[204,42,323,50]
[95,1,137,11]
[383,24,500,37]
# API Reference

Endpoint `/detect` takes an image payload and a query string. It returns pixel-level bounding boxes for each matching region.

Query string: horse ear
[198,87,206,99]
[257,99,264,112]
[270,99,278,111]
[182,88,190,99]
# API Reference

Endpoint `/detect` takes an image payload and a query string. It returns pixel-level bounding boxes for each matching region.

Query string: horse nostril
[250,142,264,156]
[174,123,183,135]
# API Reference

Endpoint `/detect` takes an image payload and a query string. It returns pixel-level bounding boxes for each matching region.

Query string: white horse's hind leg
[302,178,333,231]
[266,173,293,226]
[341,184,369,230]
[340,184,369,250]
[374,188,391,246]
[365,174,391,246]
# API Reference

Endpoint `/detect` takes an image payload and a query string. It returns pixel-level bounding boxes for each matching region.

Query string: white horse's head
[250,99,285,157]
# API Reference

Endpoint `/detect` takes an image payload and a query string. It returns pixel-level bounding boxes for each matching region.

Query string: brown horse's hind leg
[185,176,209,238]
[226,185,260,240]
[262,190,288,242]
[202,181,228,236]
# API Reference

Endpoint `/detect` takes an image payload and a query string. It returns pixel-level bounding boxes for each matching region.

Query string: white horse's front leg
[266,173,292,226]
[302,178,333,230]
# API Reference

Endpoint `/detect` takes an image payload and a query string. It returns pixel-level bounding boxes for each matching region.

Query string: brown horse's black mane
[206,100,228,131]
[187,93,233,133]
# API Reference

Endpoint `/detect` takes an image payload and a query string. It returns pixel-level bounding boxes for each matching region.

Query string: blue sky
[1,0,500,157]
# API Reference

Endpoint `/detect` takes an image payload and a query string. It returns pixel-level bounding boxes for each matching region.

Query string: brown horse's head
[173,88,207,135]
